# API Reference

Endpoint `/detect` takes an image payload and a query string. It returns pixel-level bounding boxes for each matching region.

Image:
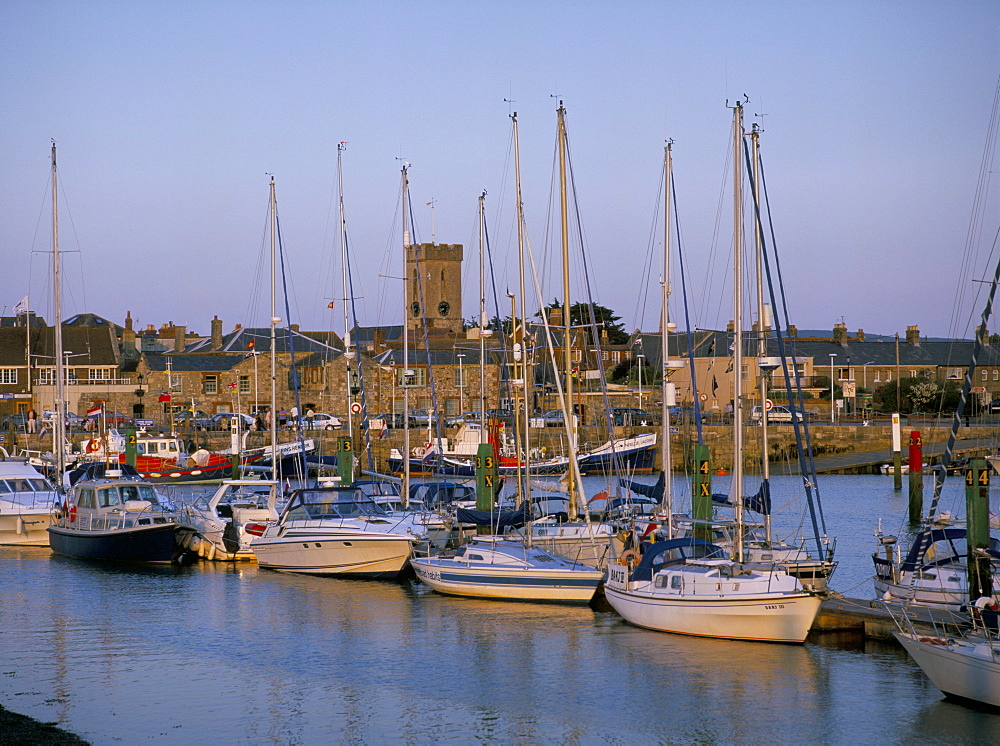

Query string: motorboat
[410,535,604,604]
[0,449,60,546]
[249,485,430,578]
[48,467,189,563]
[180,479,279,560]
[604,538,822,643]
[891,598,1000,708]
[353,479,453,550]
[873,525,1000,610]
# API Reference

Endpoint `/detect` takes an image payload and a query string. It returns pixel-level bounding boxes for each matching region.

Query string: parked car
[485,408,515,426]
[530,409,577,428]
[446,411,483,428]
[101,410,134,427]
[371,412,408,429]
[38,410,85,430]
[305,412,342,430]
[749,405,804,423]
[172,410,211,429]
[610,407,654,426]
[989,398,1000,413]
[206,412,255,431]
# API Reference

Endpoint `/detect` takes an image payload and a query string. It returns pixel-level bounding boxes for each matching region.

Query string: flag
[86,405,103,418]
[13,295,28,314]
[228,382,238,390]
[327,301,335,309]
[247,339,255,350]
[712,375,719,394]
[158,393,172,403]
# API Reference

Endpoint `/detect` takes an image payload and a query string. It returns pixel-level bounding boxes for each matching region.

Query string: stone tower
[405,243,463,334]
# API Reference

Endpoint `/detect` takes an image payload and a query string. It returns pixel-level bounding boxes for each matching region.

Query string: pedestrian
[264,408,272,429]
[255,412,265,431]
[290,405,299,431]
[305,405,315,430]
[26,408,36,434]
[278,410,287,429]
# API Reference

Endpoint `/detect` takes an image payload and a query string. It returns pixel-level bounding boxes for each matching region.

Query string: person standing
[26,408,37,434]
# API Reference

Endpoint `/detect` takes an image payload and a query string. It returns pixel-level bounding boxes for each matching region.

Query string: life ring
[68,504,77,523]
[412,446,426,459]
[619,549,641,566]
[85,439,101,453]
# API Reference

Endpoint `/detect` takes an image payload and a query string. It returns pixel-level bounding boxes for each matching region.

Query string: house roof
[183,326,340,355]
[0,326,120,367]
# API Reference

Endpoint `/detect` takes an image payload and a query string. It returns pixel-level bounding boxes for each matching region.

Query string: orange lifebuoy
[85,439,101,453]
[69,504,77,522]
[619,549,641,566]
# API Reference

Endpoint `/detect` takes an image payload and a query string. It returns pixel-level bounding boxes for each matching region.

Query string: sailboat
[604,103,822,643]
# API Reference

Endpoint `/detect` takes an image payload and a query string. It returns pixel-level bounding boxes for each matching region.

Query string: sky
[2,1,998,342]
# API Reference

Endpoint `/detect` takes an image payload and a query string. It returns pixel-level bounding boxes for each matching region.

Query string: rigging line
[745,139,827,550]
[345,235,375,472]
[672,177,705,445]
[632,163,665,335]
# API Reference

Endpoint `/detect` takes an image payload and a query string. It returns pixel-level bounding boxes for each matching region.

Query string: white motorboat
[48,467,189,563]
[892,599,1000,707]
[249,486,429,578]
[873,526,1000,610]
[180,479,279,561]
[510,517,622,570]
[604,538,822,643]
[353,479,453,550]
[0,449,60,546]
[411,535,603,604]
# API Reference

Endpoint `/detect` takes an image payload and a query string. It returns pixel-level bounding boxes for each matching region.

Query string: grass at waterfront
[0,704,88,745]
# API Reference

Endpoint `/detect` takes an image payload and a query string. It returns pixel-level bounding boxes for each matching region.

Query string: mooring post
[907,431,923,522]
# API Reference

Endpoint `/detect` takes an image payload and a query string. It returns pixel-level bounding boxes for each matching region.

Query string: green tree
[541,299,629,345]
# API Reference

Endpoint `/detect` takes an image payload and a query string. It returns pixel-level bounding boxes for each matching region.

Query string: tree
[541,299,629,345]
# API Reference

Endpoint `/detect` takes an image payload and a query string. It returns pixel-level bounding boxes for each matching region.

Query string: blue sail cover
[619,471,665,501]
[630,538,726,581]
[456,504,531,530]
[710,480,772,515]
[67,462,142,486]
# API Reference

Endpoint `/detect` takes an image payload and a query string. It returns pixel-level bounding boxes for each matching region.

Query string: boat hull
[48,523,181,563]
[895,631,1000,708]
[411,558,602,603]
[0,510,55,546]
[252,533,412,578]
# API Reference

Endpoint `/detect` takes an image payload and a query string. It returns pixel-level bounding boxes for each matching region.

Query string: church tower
[405,242,463,335]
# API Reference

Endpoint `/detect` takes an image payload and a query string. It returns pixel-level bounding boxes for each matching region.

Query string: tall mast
[512,112,530,506]
[51,142,66,478]
[338,143,354,437]
[556,102,578,518]
[478,191,488,443]
[269,176,279,477]
[661,141,673,537]
[401,164,411,506]
[732,102,745,562]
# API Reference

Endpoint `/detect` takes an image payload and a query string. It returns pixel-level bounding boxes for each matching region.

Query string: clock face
[411,301,421,317]
[438,301,450,317]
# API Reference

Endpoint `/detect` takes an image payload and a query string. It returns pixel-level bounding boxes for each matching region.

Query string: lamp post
[829,353,837,424]
[133,373,145,420]
[457,354,466,414]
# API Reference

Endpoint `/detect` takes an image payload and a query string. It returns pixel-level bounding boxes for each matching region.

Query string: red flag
[228,382,238,390]
[158,393,171,403]
[247,339,255,350]
[327,301,335,309]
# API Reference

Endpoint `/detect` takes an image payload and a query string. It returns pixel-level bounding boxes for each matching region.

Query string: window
[837,367,850,381]
[909,370,917,378]
[89,368,112,381]
[947,368,962,380]
[239,375,251,394]
[0,368,17,385]
[994,370,999,382]
[398,368,426,387]
[455,366,468,388]
[37,369,54,385]
[204,375,218,395]
[983,370,990,382]
[874,370,882,383]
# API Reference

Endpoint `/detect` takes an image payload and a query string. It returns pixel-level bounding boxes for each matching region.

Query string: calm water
[1,475,998,744]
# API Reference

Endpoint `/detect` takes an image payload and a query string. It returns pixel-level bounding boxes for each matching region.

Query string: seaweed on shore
[0,704,88,745]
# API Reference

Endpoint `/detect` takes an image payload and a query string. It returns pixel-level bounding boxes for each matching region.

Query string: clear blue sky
[2,1,998,341]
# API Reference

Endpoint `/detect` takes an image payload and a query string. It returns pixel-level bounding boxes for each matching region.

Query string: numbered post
[691,444,712,542]
[337,436,354,486]
[907,431,923,523]
[475,442,499,534]
[125,427,137,468]
[966,459,993,602]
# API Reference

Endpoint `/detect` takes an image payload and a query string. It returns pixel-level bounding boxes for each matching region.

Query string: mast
[51,142,66,479]
[478,191,488,444]
[512,112,530,507]
[732,102,745,563]
[268,176,279,478]
[556,102,578,519]
[661,141,673,537]
[401,164,411,507]
[338,143,354,437]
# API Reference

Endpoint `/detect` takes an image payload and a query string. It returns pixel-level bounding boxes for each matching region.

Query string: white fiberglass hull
[513,522,623,570]
[0,509,54,546]
[895,631,1000,707]
[411,557,602,603]
[604,562,821,643]
[252,525,413,578]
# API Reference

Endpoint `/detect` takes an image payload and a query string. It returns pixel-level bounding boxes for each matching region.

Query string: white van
[749,405,804,423]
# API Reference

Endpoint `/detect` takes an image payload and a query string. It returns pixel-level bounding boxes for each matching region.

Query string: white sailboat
[604,103,821,643]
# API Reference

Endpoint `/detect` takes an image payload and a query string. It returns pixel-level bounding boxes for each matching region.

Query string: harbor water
[1,474,998,743]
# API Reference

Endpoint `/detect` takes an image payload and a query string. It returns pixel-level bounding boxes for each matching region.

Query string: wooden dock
[812,595,966,640]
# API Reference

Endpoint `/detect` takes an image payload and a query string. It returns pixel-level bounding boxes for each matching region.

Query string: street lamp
[829,353,837,424]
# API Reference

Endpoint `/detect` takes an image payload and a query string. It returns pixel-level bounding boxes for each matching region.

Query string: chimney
[374,328,385,349]
[906,325,920,345]
[290,323,300,333]
[856,329,865,342]
[211,316,223,350]
[548,307,564,327]
[123,311,136,350]
[833,323,848,345]
[174,325,187,351]
[787,324,798,338]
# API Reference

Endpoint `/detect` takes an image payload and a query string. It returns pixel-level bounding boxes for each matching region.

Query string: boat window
[136,485,158,503]
[655,576,669,588]
[0,481,10,493]
[137,443,147,454]
[670,575,682,589]
[77,489,96,509]
[468,554,484,561]
[120,485,141,502]
[99,488,121,507]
